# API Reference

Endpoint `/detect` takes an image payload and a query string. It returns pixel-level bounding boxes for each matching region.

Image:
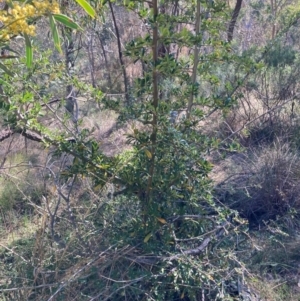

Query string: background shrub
[217,141,300,230]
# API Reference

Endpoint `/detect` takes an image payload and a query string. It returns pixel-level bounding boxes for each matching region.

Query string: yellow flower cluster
[0,1,60,40]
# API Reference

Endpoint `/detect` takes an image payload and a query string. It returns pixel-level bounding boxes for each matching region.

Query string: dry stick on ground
[90,276,146,301]
[167,220,231,261]
[126,219,232,265]
[0,243,29,263]
[0,283,60,293]
[46,244,121,301]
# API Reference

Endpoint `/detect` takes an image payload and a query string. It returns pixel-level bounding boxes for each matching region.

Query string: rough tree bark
[227,0,243,43]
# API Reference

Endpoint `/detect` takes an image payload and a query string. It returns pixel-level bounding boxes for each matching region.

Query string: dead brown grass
[215,140,300,230]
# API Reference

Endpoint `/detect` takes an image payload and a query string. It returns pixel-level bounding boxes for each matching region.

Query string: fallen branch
[0,128,13,142]
[126,220,232,265]
[0,128,43,142]
[167,221,230,261]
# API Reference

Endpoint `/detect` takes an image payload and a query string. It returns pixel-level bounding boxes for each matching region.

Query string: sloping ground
[2,101,300,300]
[81,109,133,156]
[210,144,300,300]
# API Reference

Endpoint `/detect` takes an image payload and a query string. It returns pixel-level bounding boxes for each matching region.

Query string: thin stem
[186,0,201,119]
[108,1,130,104]
[145,0,159,208]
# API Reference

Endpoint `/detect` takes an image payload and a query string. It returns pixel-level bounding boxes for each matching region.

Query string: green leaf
[0,62,15,76]
[74,0,95,18]
[144,149,152,159]
[49,15,62,53]
[143,232,152,243]
[24,33,33,68]
[53,14,82,30]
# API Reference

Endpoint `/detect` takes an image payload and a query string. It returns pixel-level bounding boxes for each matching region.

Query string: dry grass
[0,144,48,247]
[81,109,133,156]
[249,277,300,301]
[204,89,298,150]
[215,140,300,230]
[246,233,300,301]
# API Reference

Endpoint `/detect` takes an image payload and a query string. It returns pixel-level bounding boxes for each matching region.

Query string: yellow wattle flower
[0,0,60,40]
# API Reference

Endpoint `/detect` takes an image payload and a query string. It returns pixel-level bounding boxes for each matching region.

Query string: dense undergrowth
[1,0,300,300]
